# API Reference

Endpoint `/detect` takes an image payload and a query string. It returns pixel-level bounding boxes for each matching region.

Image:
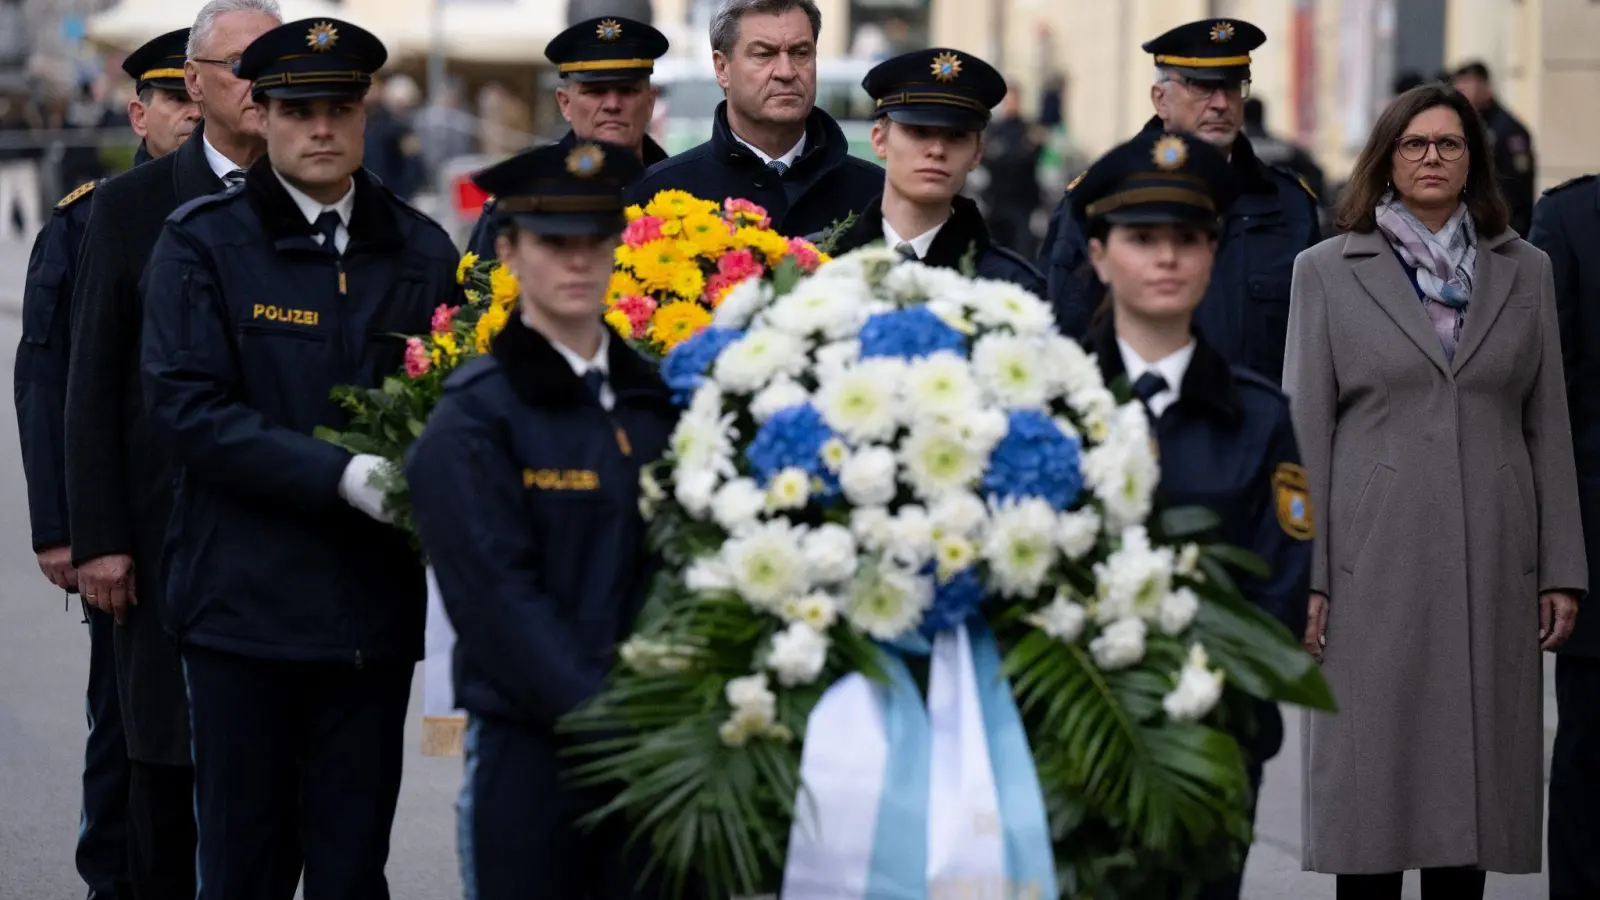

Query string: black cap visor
[1163,64,1251,84]
[1098,204,1220,227]
[883,106,987,134]
[140,77,189,94]
[564,67,652,84]
[504,210,626,237]
[255,82,370,102]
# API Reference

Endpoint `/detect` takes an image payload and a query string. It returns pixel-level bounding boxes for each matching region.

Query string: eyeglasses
[191,56,242,76]
[1395,134,1466,162]
[1170,74,1251,101]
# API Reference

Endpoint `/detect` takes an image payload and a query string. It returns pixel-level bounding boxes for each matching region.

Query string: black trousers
[183,646,409,900]
[125,762,196,900]
[80,605,132,899]
[458,715,660,900]
[1335,868,1485,899]
[1551,653,1600,899]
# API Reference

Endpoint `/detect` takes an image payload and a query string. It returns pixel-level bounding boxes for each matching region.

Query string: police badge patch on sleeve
[1273,462,1315,540]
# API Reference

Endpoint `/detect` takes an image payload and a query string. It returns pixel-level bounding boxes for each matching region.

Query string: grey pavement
[0,233,1557,898]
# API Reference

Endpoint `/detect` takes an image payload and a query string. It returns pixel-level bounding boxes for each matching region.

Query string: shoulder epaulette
[168,187,244,224]
[1267,163,1318,202]
[1065,170,1085,192]
[444,355,502,392]
[55,181,96,210]
[1542,174,1596,197]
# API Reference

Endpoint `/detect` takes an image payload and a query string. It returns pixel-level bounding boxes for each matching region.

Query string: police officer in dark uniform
[1453,61,1536,235]
[1529,171,1600,900]
[139,19,459,899]
[1040,18,1321,384]
[824,47,1044,294]
[407,141,676,900]
[630,0,883,238]
[465,15,670,260]
[1074,129,1312,899]
[12,28,195,900]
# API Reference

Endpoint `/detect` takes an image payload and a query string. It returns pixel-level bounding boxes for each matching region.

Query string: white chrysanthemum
[1070,387,1118,443]
[1159,587,1201,636]
[766,468,812,512]
[840,445,899,507]
[850,507,894,552]
[1028,593,1089,644]
[720,672,782,746]
[1056,508,1102,561]
[969,279,1055,335]
[899,421,986,501]
[933,535,977,581]
[1093,526,1176,624]
[903,351,982,423]
[804,523,858,585]
[795,591,840,631]
[814,340,862,382]
[929,491,988,540]
[972,333,1052,409]
[1082,407,1160,530]
[750,376,811,424]
[811,245,897,287]
[982,498,1060,598]
[820,437,850,474]
[1048,335,1105,398]
[1090,617,1147,670]
[712,278,771,329]
[767,621,831,687]
[1052,414,1081,441]
[620,637,697,674]
[815,359,903,443]
[722,520,812,611]
[884,259,969,306]
[764,279,869,340]
[1163,644,1225,722]
[712,328,809,394]
[670,406,736,478]
[673,468,719,517]
[845,562,933,640]
[685,555,734,593]
[885,504,936,568]
[726,672,776,718]
[711,478,767,535]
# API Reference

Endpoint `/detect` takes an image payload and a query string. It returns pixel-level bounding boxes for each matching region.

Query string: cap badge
[597,19,623,42]
[1153,135,1188,171]
[930,51,963,83]
[1210,21,1236,43]
[306,21,339,52]
[567,144,605,178]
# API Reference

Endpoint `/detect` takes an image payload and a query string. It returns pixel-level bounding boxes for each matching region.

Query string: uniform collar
[490,313,668,410]
[1116,336,1194,418]
[535,315,612,380]
[244,156,403,251]
[839,193,992,271]
[272,169,355,229]
[202,130,244,181]
[883,216,945,259]
[1090,318,1242,426]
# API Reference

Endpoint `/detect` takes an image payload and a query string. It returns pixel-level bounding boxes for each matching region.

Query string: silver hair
[1153,66,1172,86]
[187,0,283,60]
[709,0,821,56]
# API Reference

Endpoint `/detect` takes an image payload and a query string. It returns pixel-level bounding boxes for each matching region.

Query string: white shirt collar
[735,132,807,168]
[1116,337,1196,419]
[528,315,611,379]
[883,217,945,260]
[202,133,244,182]
[272,170,356,228]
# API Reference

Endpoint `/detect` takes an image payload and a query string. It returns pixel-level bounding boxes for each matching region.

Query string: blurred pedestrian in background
[0,89,44,242]
[1453,61,1535,235]
[982,81,1043,259]
[364,73,423,200]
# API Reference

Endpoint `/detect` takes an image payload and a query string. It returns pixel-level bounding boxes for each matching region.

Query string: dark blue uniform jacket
[1047,119,1322,384]
[823,193,1045,295]
[466,131,667,261]
[405,315,676,728]
[15,144,151,552]
[140,160,459,664]
[629,102,884,238]
[1091,321,1312,761]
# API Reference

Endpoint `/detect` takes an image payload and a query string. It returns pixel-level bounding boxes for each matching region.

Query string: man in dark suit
[1455,61,1536,235]
[64,2,290,897]
[629,0,883,238]
[1530,172,1600,900]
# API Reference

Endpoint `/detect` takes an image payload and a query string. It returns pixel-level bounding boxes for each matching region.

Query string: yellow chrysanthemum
[624,203,645,222]
[456,252,478,286]
[670,265,707,303]
[644,190,717,221]
[659,218,684,238]
[432,331,462,367]
[614,244,636,271]
[649,301,713,352]
[681,212,736,257]
[606,271,644,308]
[489,264,519,307]
[630,238,697,292]
[474,303,510,354]
[818,252,833,266]
[734,226,792,263]
[604,308,634,339]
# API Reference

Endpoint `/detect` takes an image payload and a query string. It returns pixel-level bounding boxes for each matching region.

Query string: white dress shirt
[532,316,615,411]
[883,219,945,260]
[273,171,355,254]
[202,133,246,183]
[735,132,807,170]
[1116,337,1195,419]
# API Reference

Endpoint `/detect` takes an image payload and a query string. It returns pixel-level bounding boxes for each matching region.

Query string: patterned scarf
[1374,191,1477,360]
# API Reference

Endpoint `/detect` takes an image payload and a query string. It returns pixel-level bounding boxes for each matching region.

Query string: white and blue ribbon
[782,617,1058,899]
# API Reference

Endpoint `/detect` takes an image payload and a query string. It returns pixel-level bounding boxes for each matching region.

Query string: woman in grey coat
[1285,83,1587,899]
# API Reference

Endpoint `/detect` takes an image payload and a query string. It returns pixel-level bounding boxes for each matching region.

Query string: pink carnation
[716,248,766,282]
[703,273,743,307]
[724,197,771,229]
[404,337,432,378]
[623,215,666,248]
[615,294,658,337]
[787,238,823,273]
[431,303,460,335]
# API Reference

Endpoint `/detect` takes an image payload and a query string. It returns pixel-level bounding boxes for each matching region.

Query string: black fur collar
[490,313,670,410]
[1089,317,1243,427]
[243,157,404,251]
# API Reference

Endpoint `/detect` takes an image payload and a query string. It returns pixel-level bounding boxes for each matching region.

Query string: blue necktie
[581,369,606,404]
[1132,371,1169,422]
[223,168,246,189]
[767,159,789,177]
[314,210,341,255]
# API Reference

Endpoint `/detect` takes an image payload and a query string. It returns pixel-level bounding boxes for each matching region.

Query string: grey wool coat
[1284,227,1587,874]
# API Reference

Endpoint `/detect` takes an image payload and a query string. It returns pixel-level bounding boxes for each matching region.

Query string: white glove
[339,454,394,524]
